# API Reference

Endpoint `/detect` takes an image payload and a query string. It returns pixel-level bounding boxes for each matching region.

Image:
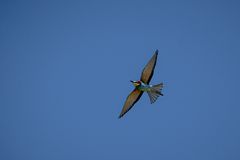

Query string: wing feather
[119,89,143,118]
[140,50,158,84]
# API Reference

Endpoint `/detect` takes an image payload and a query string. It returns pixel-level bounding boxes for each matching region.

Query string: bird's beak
[130,80,134,83]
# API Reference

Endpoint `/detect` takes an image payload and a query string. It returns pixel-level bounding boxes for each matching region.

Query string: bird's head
[130,80,141,87]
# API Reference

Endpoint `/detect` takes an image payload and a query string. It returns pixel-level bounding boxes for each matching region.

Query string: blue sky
[1,0,240,160]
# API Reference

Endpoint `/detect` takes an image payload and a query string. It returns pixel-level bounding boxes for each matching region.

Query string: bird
[119,50,163,118]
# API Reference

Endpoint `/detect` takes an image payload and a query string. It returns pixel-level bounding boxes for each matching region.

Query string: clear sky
[1,0,240,160]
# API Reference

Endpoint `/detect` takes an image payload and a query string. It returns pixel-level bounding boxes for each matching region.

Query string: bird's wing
[140,50,158,84]
[119,89,143,118]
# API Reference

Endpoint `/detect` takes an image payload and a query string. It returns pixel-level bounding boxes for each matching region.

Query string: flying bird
[119,50,163,118]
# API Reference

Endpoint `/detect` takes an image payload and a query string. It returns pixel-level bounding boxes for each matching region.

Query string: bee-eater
[119,50,163,118]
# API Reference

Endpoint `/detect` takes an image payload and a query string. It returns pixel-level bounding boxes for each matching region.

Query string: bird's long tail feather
[147,83,164,104]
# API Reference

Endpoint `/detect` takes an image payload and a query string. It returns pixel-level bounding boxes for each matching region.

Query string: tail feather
[147,83,163,104]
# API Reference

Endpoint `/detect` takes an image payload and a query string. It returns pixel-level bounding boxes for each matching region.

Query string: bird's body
[131,80,163,103]
[119,50,164,118]
[132,80,152,91]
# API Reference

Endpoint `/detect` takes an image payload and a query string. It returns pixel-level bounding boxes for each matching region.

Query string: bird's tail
[147,83,164,104]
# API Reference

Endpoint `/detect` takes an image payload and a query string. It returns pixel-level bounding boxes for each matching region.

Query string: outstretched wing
[140,50,158,84]
[119,89,143,118]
